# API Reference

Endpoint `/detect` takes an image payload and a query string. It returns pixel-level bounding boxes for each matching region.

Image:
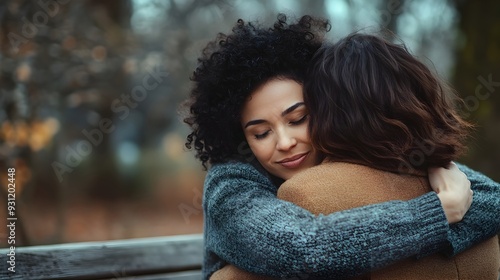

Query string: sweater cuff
[408,192,450,258]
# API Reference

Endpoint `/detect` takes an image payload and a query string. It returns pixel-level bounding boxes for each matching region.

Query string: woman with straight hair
[277,33,500,279]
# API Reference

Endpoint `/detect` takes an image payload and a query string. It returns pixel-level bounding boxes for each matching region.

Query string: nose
[276,129,297,151]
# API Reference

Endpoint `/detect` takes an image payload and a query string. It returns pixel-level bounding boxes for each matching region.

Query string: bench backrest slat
[0,234,204,280]
[120,270,202,280]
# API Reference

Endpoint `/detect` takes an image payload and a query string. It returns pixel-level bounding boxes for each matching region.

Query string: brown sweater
[278,162,500,279]
[211,162,500,279]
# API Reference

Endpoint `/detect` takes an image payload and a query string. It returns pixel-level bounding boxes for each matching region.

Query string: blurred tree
[0,0,134,245]
[0,0,231,246]
[453,0,500,181]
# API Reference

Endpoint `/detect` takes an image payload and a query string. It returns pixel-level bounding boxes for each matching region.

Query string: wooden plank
[0,234,203,280]
[106,270,203,280]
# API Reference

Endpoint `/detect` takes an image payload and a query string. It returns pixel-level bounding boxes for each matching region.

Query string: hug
[183,14,500,280]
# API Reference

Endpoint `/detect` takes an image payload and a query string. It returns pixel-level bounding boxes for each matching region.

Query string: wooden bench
[0,233,203,280]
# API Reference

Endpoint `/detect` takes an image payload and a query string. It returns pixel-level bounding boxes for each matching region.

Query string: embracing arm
[204,162,449,279]
[445,163,500,255]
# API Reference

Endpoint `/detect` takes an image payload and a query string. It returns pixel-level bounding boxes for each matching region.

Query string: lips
[277,152,309,169]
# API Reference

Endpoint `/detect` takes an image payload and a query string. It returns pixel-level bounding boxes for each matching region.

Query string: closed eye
[255,130,270,140]
[290,114,308,125]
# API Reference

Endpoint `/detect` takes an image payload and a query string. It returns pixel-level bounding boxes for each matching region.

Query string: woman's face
[241,79,319,180]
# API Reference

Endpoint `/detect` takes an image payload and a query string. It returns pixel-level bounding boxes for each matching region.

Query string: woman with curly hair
[183,14,499,279]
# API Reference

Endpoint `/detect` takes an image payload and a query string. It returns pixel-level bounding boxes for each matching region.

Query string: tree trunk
[452,0,500,182]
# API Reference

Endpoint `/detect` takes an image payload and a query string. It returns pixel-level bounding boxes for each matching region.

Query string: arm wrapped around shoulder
[278,162,500,280]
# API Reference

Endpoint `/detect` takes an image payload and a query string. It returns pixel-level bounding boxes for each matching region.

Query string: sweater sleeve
[444,163,500,256]
[204,162,449,279]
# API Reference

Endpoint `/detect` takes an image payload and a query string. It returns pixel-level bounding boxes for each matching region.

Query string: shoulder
[279,162,415,198]
[279,162,370,195]
[284,162,377,187]
[204,161,278,205]
[206,161,271,185]
[202,161,282,227]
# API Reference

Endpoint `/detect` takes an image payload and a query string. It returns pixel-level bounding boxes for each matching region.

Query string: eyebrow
[282,102,305,117]
[244,102,305,128]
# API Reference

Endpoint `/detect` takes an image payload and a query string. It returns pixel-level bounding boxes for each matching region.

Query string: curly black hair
[183,14,330,169]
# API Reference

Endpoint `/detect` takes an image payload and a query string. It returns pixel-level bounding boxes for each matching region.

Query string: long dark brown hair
[305,33,472,173]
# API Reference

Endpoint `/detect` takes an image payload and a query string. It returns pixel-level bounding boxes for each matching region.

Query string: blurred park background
[0,0,499,247]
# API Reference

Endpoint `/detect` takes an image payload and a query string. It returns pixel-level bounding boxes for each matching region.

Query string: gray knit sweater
[202,161,500,279]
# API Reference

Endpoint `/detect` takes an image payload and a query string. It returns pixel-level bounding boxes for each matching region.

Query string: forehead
[242,79,304,116]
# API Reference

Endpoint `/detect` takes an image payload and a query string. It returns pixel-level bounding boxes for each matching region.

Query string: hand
[210,265,274,280]
[428,162,473,224]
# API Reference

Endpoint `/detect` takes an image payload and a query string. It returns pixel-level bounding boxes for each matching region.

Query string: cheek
[296,127,311,143]
[247,140,274,162]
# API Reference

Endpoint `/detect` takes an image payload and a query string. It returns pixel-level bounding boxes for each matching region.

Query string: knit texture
[276,162,499,279]
[202,161,500,279]
[448,163,500,255]
[203,161,449,279]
